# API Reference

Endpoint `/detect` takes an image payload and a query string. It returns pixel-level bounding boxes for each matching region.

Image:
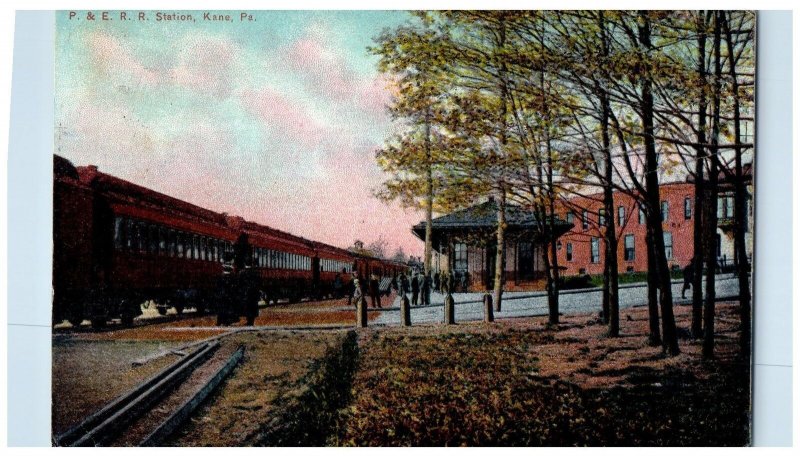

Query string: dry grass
[336,302,750,446]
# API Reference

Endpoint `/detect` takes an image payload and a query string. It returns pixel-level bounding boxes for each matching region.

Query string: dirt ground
[166,330,348,446]
[57,295,387,342]
[52,337,183,436]
[52,299,750,446]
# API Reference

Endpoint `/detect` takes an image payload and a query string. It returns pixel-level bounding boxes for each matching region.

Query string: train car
[54,156,239,327]
[54,155,414,327]
[53,156,96,326]
[311,241,356,298]
[231,218,318,304]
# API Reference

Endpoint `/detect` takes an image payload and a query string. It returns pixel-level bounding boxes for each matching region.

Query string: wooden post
[483,293,494,323]
[444,292,455,325]
[400,293,411,326]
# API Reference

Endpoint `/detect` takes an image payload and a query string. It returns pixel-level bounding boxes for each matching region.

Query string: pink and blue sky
[56,10,423,257]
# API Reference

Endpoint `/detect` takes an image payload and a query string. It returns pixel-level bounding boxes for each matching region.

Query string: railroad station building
[414,174,753,292]
[412,198,572,291]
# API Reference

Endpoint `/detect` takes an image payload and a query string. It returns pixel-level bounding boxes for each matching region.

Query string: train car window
[147,224,157,254]
[125,219,133,250]
[158,227,166,254]
[176,232,184,258]
[167,230,176,257]
[186,234,193,260]
[191,235,198,260]
[136,222,145,252]
[114,217,124,250]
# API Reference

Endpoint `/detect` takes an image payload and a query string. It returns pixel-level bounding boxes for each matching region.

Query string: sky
[55,10,425,257]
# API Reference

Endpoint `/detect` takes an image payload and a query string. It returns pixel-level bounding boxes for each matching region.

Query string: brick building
[415,175,752,291]
[555,182,697,276]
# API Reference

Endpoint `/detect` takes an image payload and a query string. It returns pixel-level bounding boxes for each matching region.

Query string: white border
[1,1,795,450]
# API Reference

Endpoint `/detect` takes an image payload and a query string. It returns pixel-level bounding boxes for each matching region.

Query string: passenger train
[53,155,408,328]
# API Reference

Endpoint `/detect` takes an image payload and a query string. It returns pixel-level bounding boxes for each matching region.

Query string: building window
[582,210,589,230]
[664,232,673,260]
[742,120,754,144]
[638,205,645,224]
[624,234,635,261]
[684,197,692,220]
[566,211,574,225]
[661,201,669,222]
[590,238,600,263]
[566,242,573,262]
[454,243,468,271]
[618,206,625,226]
[598,209,606,227]
[718,194,735,219]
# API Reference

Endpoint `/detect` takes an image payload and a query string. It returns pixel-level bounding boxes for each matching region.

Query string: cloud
[87,31,161,87]
[283,30,392,116]
[168,35,238,99]
[240,87,327,152]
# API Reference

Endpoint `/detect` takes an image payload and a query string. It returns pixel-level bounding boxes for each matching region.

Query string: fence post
[356,296,367,328]
[483,293,494,323]
[400,293,411,326]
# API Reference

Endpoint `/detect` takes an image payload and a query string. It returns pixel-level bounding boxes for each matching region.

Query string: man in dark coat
[241,268,261,326]
[433,271,440,293]
[369,274,381,308]
[422,273,431,305]
[411,272,420,306]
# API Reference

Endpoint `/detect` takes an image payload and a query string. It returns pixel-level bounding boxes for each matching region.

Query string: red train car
[312,241,356,298]
[53,156,239,327]
[53,156,95,325]
[230,217,318,303]
[54,155,413,327]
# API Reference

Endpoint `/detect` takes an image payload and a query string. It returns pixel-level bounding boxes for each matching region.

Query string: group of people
[347,272,387,309]
[347,269,472,309]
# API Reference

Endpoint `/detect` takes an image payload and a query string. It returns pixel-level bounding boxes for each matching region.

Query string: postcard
[46,10,757,446]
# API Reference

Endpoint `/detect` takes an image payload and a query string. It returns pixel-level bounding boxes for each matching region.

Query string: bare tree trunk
[547,151,560,325]
[645,227,662,346]
[424,110,434,276]
[600,85,619,337]
[722,11,752,356]
[692,11,709,338]
[639,13,679,355]
[703,12,723,360]
[493,188,506,312]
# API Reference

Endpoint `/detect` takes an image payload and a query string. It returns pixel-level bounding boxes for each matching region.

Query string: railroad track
[55,342,244,447]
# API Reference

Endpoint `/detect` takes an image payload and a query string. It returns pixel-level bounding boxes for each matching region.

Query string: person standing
[411,272,420,307]
[352,277,366,310]
[348,272,360,308]
[399,272,410,298]
[421,273,431,305]
[369,273,382,308]
[433,271,440,293]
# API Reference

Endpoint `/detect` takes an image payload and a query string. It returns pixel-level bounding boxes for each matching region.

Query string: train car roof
[77,164,228,225]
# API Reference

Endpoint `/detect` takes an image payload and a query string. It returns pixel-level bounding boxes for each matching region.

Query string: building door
[485,242,496,289]
[518,241,535,280]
